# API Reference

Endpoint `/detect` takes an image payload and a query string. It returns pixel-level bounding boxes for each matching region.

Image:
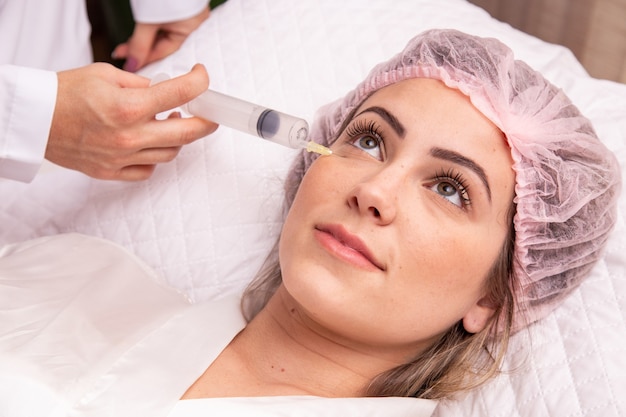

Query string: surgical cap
[286,29,621,331]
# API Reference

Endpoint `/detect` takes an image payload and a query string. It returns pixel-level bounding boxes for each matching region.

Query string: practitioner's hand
[111,6,210,72]
[46,63,217,181]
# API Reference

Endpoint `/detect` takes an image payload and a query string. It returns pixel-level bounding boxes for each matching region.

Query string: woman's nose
[348,170,401,225]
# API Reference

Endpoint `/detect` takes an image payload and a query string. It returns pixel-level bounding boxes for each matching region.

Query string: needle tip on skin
[306,142,333,156]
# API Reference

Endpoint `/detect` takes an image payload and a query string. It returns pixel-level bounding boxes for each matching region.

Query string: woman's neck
[183,285,404,399]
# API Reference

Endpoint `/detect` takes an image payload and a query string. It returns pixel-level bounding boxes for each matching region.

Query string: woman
[0,29,620,416]
[229,28,621,398]
[184,75,516,400]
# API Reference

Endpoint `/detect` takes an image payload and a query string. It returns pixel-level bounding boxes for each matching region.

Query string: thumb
[141,63,210,115]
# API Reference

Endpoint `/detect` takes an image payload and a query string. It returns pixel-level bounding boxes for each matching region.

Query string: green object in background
[210,0,229,9]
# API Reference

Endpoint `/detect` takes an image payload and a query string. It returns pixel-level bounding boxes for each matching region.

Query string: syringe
[184,89,330,155]
[149,73,331,156]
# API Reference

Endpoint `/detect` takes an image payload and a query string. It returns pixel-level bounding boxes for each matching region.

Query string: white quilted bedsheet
[1,0,625,415]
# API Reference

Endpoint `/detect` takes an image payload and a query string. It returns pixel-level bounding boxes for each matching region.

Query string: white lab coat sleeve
[0,0,92,71]
[131,0,209,23]
[0,65,57,182]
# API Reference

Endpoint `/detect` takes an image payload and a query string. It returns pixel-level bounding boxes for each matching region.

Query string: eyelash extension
[345,119,384,144]
[434,168,472,207]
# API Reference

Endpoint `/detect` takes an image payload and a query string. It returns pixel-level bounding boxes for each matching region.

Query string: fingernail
[124,57,138,72]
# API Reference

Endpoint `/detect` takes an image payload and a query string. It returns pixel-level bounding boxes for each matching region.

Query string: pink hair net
[286,29,621,331]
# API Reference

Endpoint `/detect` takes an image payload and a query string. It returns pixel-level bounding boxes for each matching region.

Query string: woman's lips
[314,224,385,272]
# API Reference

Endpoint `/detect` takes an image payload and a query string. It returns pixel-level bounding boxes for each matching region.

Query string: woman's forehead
[356,79,502,139]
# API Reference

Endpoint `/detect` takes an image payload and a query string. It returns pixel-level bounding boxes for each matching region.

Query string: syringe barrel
[185,89,309,149]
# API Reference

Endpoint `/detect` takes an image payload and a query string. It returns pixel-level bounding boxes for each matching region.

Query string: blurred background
[87,0,625,83]
[468,0,626,83]
[86,0,227,68]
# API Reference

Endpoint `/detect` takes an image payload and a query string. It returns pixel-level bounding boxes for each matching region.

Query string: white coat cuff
[0,66,57,183]
[131,0,208,23]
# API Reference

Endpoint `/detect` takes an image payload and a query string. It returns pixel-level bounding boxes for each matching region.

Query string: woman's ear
[462,295,498,334]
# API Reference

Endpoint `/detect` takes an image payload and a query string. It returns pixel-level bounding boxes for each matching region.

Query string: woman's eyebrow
[355,106,406,138]
[430,147,492,202]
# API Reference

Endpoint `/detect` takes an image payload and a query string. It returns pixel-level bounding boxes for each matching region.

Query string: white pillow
[1,0,625,415]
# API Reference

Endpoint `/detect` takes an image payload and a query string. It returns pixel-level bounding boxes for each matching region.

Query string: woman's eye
[342,119,385,160]
[430,172,471,208]
[351,135,383,160]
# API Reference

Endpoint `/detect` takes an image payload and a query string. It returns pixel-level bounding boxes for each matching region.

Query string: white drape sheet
[0,234,436,417]
[0,234,244,417]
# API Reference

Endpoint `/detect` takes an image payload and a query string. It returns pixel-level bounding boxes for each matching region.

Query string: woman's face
[279,78,515,359]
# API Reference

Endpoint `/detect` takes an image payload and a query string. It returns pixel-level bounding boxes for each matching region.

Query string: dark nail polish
[124,57,138,72]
